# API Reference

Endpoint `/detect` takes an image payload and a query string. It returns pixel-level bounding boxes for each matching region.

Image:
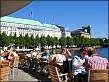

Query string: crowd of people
[0,43,18,65]
[0,43,109,81]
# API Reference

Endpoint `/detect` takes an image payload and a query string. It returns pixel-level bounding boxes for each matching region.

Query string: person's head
[8,43,12,46]
[33,47,36,50]
[35,48,40,53]
[61,48,67,55]
[80,47,88,59]
[88,48,98,57]
[13,49,17,53]
[45,49,49,55]
[52,50,56,55]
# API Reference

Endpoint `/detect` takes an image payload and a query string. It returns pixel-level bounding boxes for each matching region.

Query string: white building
[71,28,90,38]
[0,16,61,39]
[53,24,71,37]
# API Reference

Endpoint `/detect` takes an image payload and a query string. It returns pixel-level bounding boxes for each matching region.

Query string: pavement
[8,66,51,82]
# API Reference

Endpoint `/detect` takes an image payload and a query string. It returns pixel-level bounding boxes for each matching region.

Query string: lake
[71,47,109,60]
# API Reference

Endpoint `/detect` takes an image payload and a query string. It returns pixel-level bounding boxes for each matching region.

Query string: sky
[8,1,108,38]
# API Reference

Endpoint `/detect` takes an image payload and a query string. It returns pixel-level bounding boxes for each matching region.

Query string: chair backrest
[48,65,60,82]
[88,69,109,82]
[0,67,9,81]
[14,56,19,67]
[17,53,25,62]
[1,60,9,67]
[26,54,31,58]
[10,57,15,67]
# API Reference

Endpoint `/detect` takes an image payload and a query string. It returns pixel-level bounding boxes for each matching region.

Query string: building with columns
[0,16,61,39]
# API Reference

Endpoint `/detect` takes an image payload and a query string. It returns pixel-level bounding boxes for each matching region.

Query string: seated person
[85,48,109,71]
[72,47,88,82]
[36,48,45,58]
[40,49,50,73]
[31,48,37,57]
[4,49,13,60]
[35,48,40,56]
[54,48,71,73]
[12,49,18,56]
[0,47,4,62]
[49,50,57,65]
[0,53,4,68]
[41,49,50,57]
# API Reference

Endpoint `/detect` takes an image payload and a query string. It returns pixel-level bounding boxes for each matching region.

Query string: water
[71,47,109,60]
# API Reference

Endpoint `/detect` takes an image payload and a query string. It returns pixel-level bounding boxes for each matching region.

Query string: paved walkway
[8,66,51,82]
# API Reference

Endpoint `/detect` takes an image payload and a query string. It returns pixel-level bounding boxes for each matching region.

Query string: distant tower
[82,25,91,38]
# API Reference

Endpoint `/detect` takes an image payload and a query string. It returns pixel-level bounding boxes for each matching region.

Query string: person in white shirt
[12,49,18,56]
[0,47,4,62]
[0,47,4,54]
[54,48,71,72]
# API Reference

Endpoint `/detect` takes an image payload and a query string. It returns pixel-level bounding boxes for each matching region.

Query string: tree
[24,33,31,48]
[59,37,67,48]
[35,35,40,47]
[66,37,74,48]
[73,36,80,47]
[30,34,36,47]
[40,35,47,48]
[54,37,59,49]
[50,37,55,49]
[13,32,20,47]
[19,34,26,48]
[9,33,14,44]
[46,35,52,47]
[0,32,9,47]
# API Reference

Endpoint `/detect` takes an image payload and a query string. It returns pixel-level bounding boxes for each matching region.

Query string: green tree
[99,39,104,46]
[19,34,26,48]
[73,36,80,47]
[66,37,74,48]
[54,37,59,49]
[9,33,14,44]
[50,37,55,49]
[24,33,31,48]
[0,32,9,47]
[30,34,36,47]
[40,35,47,48]
[13,32,20,47]
[46,35,52,47]
[35,35,40,47]
[59,37,66,48]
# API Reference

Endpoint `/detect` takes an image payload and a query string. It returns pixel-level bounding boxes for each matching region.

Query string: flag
[43,18,46,22]
[29,12,32,16]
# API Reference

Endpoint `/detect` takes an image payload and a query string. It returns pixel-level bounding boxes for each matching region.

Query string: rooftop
[0,16,60,29]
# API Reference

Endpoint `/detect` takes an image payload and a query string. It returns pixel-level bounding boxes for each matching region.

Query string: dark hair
[61,48,66,54]
[80,47,88,52]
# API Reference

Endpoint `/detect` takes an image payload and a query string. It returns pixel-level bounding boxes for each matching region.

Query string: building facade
[71,26,91,38]
[53,24,71,37]
[82,25,91,38]
[0,16,61,39]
